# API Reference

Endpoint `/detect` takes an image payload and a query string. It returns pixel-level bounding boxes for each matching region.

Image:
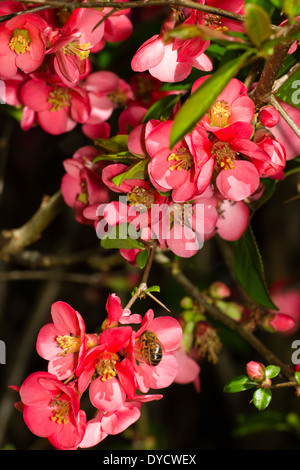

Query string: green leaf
[265,365,281,379]
[145,285,161,293]
[245,3,272,48]
[294,371,300,384]
[231,226,278,310]
[94,135,129,153]
[253,388,272,410]
[224,375,257,393]
[92,151,139,165]
[100,224,145,250]
[112,158,149,187]
[276,68,300,109]
[136,250,149,269]
[169,50,253,148]
[142,94,182,123]
[267,0,283,8]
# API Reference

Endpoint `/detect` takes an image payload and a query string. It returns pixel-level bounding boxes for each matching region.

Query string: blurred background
[0,5,300,451]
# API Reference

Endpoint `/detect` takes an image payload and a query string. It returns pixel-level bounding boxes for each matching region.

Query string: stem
[125,240,158,310]
[155,251,295,381]
[268,94,300,139]
[252,19,300,107]
[0,190,65,258]
[10,0,246,22]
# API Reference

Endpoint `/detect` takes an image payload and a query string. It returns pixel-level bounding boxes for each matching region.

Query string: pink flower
[252,129,286,179]
[0,13,48,78]
[269,283,300,334]
[79,394,162,449]
[127,309,182,393]
[81,71,133,137]
[17,371,86,450]
[102,293,142,329]
[198,0,245,33]
[46,8,105,87]
[36,301,97,381]
[61,145,110,225]
[264,101,300,160]
[173,347,201,391]
[213,197,250,241]
[131,12,212,83]
[76,326,136,406]
[191,76,255,137]
[20,74,90,134]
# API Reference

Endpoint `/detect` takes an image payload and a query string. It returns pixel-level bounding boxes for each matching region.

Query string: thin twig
[269,94,300,139]
[9,0,246,22]
[155,251,295,382]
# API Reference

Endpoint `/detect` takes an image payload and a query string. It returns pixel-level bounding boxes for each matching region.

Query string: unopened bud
[209,281,231,299]
[180,296,194,310]
[216,300,243,322]
[260,106,280,127]
[246,361,266,382]
[262,313,295,333]
[261,377,272,389]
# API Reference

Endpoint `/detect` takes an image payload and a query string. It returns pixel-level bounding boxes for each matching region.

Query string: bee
[140,330,163,366]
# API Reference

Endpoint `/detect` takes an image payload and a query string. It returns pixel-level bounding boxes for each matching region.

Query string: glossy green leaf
[265,365,281,379]
[112,158,149,187]
[224,375,257,393]
[253,388,272,411]
[92,151,139,165]
[100,224,145,250]
[169,51,252,148]
[245,3,272,47]
[94,135,129,153]
[294,372,300,385]
[231,226,278,310]
[142,94,182,123]
[136,249,149,269]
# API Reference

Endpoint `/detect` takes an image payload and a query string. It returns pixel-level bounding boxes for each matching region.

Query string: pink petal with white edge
[216,199,250,241]
[149,41,192,82]
[216,160,260,201]
[131,34,164,72]
[79,412,108,449]
[101,403,141,435]
[89,377,126,412]
[150,316,183,351]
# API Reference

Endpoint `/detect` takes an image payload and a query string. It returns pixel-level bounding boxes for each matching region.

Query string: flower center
[9,29,30,54]
[48,86,71,111]
[50,396,70,424]
[62,39,91,60]
[204,14,228,32]
[209,100,231,127]
[56,334,81,356]
[212,141,236,170]
[168,147,193,171]
[127,186,155,209]
[170,202,193,226]
[108,89,129,107]
[95,352,118,382]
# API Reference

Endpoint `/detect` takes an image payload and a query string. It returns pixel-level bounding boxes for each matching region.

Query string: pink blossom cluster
[71,74,290,261]
[11,294,183,449]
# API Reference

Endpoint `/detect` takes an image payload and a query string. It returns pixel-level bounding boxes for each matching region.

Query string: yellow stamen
[127,186,155,209]
[168,147,193,171]
[209,100,231,127]
[48,86,71,111]
[62,39,91,60]
[9,29,30,55]
[212,141,236,170]
[50,397,70,424]
[95,353,118,382]
[204,14,229,32]
[56,334,81,356]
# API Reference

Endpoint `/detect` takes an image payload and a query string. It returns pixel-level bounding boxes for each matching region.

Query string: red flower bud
[263,313,296,333]
[209,281,231,299]
[246,361,265,382]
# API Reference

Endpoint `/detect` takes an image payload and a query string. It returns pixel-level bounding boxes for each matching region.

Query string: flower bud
[246,361,266,382]
[262,313,296,333]
[180,296,194,310]
[260,106,280,127]
[215,300,243,322]
[209,281,231,299]
[261,377,272,389]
